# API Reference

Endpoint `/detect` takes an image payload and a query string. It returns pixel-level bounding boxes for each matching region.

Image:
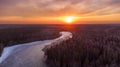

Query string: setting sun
[65,16,75,23]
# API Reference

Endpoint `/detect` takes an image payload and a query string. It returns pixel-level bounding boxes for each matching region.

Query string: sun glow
[65,16,75,23]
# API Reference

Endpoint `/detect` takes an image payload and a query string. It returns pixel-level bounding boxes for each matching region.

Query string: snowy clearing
[0,31,72,67]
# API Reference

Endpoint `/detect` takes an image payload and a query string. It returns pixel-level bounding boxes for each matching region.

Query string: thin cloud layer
[0,0,120,19]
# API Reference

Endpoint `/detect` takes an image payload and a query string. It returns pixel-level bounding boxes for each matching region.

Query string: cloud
[0,0,120,17]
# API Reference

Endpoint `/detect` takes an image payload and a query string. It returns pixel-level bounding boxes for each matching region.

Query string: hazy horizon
[0,0,120,24]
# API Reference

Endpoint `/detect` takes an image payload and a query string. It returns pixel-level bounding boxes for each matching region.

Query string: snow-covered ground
[0,31,72,67]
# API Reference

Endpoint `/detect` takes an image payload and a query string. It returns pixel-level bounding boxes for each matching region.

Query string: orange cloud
[0,0,120,24]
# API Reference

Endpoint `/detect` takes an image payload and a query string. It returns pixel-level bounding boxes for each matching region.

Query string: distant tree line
[45,25,120,67]
[0,25,61,56]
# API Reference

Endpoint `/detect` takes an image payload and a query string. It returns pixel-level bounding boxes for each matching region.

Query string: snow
[0,31,72,67]
[0,41,48,63]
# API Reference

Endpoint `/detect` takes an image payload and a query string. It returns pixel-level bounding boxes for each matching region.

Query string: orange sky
[0,14,119,24]
[0,0,120,24]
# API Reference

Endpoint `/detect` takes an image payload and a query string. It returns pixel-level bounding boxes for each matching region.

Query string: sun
[65,16,75,23]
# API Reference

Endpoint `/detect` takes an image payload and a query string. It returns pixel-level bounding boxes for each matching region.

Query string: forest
[45,24,120,67]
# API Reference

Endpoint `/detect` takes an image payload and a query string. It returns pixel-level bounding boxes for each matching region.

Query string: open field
[0,24,61,55]
[0,24,120,67]
[0,31,72,67]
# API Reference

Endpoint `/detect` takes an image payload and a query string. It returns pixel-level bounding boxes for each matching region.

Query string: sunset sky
[0,0,120,24]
